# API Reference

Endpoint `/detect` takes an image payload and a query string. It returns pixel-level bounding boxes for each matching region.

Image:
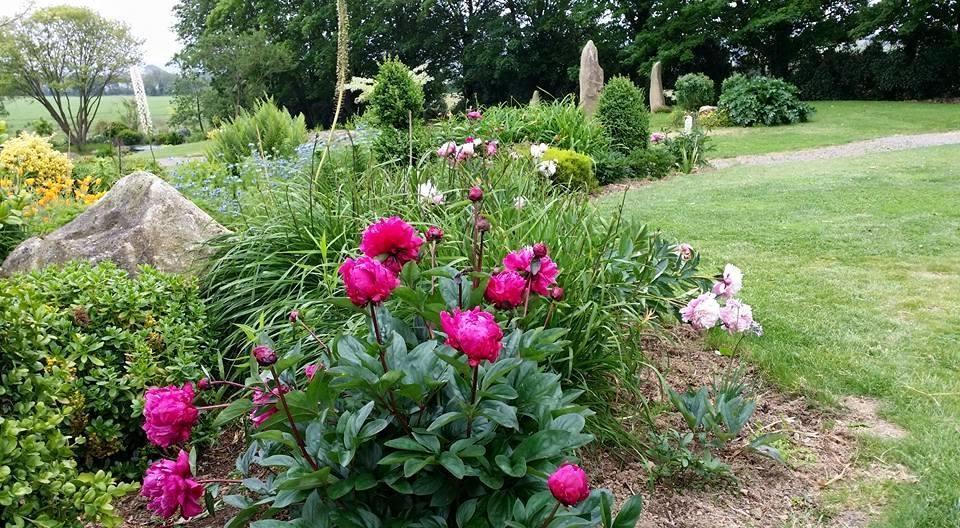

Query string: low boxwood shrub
[674,73,715,111]
[718,74,813,126]
[0,261,213,469]
[594,147,674,183]
[597,76,649,154]
[209,97,308,166]
[137,217,644,526]
[541,148,598,192]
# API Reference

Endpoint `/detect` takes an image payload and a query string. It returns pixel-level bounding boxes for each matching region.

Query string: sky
[1,0,182,68]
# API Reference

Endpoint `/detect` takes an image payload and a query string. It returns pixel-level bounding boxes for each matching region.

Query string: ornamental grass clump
[139,216,644,527]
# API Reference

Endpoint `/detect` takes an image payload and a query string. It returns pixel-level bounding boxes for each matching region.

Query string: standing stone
[1,171,229,276]
[529,89,541,107]
[578,40,603,116]
[650,61,668,112]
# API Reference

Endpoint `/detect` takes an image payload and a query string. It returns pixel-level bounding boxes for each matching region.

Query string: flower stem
[543,301,557,328]
[539,502,561,528]
[297,319,332,355]
[521,276,533,318]
[196,403,231,411]
[197,478,242,485]
[370,303,386,370]
[473,231,485,288]
[209,380,247,390]
[466,365,479,436]
[269,366,319,471]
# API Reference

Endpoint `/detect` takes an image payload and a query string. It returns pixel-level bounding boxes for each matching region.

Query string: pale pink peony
[141,450,204,519]
[485,140,498,157]
[719,299,755,334]
[484,270,527,310]
[650,132,667,144]
[676,243,693,261]
[143,383,199,448]
[502,246,560,296]
[711,264,743,298]
[437,141,457,158]
[440,307,503,367]
[249,384,290,428]
[457,141,476,161]
[467,110,482,120]
[680,292,721,330]
[359,217,424,274]
[547,464,591,506]
[339,256,400,306]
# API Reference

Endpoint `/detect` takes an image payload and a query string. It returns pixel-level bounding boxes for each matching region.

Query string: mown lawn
[650,101,960,158]
[3,95,175,131]
[600,146,960,527]
[128,140,212,161]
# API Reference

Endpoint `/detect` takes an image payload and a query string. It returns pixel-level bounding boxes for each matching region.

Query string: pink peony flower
[550,286,565,301]
[456,141,476,161]
[143,384,199,448]
[468,186,484,202]
[502,246,560,296]
[650,132,667,144]
[467,110,482,120]
[680,292,721,330]
[440,307,503,367]
[252,344,277,366]
[547,464,591,506]
[141,450,204,519]
[339,256,400,306]
[719,299,755,334]
[360,217,424,274]
[249,384,290,428]
[485,140,498,157]
[711,264,743,298]
[437,141,457,158]
[305,363,322,379]
[485,270,527,310]
[426,226,444,242]
[675,243,693,261]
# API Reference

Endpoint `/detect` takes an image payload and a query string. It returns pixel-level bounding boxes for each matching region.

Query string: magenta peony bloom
[141,450,204,519]
[252,344,277,366]
[485,270,527,310]
[249,384,290,428]
[711,264,743,298]
[339,256,400,306]
[676,243,693,261]
[360,217,424,274]
[502,246,560,296]
[719,298,755,334]
[467,110,482,120]
[440,307,503,367]
[305,363,322,379]
[437,141,457,158]
[426,226,443,242]
[485,140,498,157]
[680,292,721,330]
[532,242,548,259]
[547,464,591,506]
[143,383,199,448]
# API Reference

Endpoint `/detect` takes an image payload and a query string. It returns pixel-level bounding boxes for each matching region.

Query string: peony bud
[550,287,565,301]
[253,345,278,367]
[468,186,483,202]
[476,216,491,233]
[197,378,211,390]
[426,226,444,242]
[288,310,299,323]
[532,242,548,259]
[547,464,590,506]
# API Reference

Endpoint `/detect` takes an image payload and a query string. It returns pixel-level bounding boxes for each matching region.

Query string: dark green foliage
[208,98,307,166]
[156,130,186,145]
[114,128,143,146]
[674,73,715,111]
[31,118,54,135]
[594,147,674,184]
[0,261,213,467]
[542,148,598,192]
[718,74,813,127]
[369,59,426,130]
[597,76,649,154]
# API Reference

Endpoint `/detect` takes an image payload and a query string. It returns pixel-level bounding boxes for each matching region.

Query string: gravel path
[711,131,960,169]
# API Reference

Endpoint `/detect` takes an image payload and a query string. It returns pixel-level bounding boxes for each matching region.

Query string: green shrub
[718,74,813,126]
[668,128,711,173]
[698,107,733,128]
[209,97,308,165]
[597,76,649,154]
[594,146,675,184]
[0,261,213,468]
[114,127,143,146]
[156,130,185,145]
[31,117,55,136]
[368,58,425,130]
[674,73,715,111]
[542,148,598,192]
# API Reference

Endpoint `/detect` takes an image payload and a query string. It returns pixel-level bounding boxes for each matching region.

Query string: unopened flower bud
[468,186,483,202]
[426,226,444,242]
[253,345,277,367]
[288,310,299,323]
[550,287,565,301]
[533,242,548,259]
[197,378,211,390]
[476,216,491,233]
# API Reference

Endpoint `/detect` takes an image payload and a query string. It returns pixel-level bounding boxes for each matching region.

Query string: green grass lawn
[128,140,212,161]
[600,146,960,527]
[2,95,174,132]
[650,101,960,158]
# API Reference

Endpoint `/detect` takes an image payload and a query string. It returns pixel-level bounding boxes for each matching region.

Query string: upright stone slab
[650,61,668,112]
[578,40,603,116]
[1,171,229,276]
[529,89,541,107]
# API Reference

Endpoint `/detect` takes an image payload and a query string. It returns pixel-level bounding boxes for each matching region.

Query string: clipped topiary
[368,58,426,130]
[674,73,715,111]
[597,76,649,154]
[542,148,598,192]
[718,74,813,126]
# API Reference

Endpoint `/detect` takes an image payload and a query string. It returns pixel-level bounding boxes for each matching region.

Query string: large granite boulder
[578,40,603,116]
[1,171,229,276]
[649,61,669,113]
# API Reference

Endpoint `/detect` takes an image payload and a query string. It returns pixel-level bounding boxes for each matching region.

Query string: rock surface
[578,40,604,116]
[1,171,229,276]
[698,105,719,114]
[649,61,668,112]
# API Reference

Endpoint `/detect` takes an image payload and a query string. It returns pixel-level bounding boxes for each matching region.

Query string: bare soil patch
[838,396,908,440]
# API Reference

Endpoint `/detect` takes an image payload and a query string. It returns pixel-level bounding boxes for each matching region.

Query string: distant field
[2,95,175,133]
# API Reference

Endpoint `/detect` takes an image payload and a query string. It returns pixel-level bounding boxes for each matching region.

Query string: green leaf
[456,498,478,528]
[214,398,253,428]
[612,495,644,528]
[427,411,465,432]
[480,401,519,429]
[403,456,433,477]
[439,452,466,479]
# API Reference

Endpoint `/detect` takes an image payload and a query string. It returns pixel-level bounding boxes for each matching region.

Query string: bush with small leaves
[718,74,813,126]
[369,58,426,130]
[541,148,598,192]
[597,76,649,154]
[209,98,308,166]
[674,73,715,111]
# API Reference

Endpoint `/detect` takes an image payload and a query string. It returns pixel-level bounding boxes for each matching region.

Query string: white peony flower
[529,142,549,158]
[513,196,527,209]
[417,180,444,205]
[537,160,557,178]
